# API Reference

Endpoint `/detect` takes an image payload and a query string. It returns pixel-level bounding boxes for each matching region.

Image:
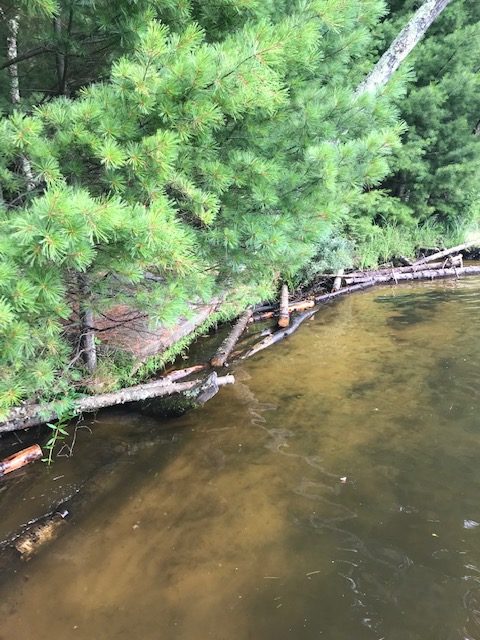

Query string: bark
[345,256,463,283]
[162,365,207,382]
[53,15,66,94]
[77,275,97,374]
[359,265,480,284]
[332,269,345,292]
[0,445,43,477]
[243,265,480,360]
[356,0,455,95]
[278,284,290,328]
[4,13,35,187]
[250,300,315,322]
[0,374,235,434]
[211,309,253,367]
[15,509,68,560]
[413,242,475,266]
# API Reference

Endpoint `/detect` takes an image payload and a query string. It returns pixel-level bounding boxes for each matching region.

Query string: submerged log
[0,445,43,477]
[278,284,290,328]
[162,364,207,382]
[211,309,253,367]
[413,242,476,266]
[0,374,235,434]
[14,508,69,560]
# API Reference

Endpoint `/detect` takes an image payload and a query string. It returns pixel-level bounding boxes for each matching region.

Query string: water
[1,278,480,640]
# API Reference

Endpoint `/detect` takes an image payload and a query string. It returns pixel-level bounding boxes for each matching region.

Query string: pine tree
[0,0,408,416]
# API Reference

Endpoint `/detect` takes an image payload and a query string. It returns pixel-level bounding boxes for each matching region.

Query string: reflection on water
[1,278,480,640]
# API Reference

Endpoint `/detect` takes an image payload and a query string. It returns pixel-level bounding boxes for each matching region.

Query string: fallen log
[278,284,290,328]
[396,255,413,266]
[0,374,235,434]
[250,300,315,322]
[140,372,234,418]
[345,256,463,284]
[353,265,480,285]
[243,281,377,358]
[210,309,253,367]
[162,364,207,382]
[0,445,43,477]
[244,265,480,359]
[332,269,345,292]
[345,256,462,281]
[413,242,477,266]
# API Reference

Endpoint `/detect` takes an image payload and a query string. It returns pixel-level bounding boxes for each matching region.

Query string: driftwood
[210,309,253,367]
[345,256,463,284]
[0,374,235,434]
[278,284,290,328]
[161,364,207,382]
[350,266,480,285]
[0,445,43,477]
[243,280,378,359]
[332,269,345,292]
[243,264,480,360]
[413,242,475,266]
[250,300,314,322]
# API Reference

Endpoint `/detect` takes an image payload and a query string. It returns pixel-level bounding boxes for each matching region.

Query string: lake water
[1,277,480,640]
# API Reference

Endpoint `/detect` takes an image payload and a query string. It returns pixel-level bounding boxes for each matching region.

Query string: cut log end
[0,444,43,477]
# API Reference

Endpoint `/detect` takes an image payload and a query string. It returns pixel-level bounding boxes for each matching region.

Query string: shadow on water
[0,277,480,640]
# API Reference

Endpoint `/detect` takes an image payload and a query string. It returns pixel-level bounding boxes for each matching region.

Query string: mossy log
[140,372,234,418]
[0,373,235,433]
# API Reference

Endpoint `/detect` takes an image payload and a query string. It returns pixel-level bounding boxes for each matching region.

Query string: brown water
[1,278,480,640]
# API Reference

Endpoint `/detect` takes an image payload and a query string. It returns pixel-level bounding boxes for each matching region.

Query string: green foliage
[43,419,69,465]
[368,0,480,232]
[2,0,454,417]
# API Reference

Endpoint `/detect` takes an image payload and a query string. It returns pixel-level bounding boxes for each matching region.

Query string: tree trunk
[356,0,455,95]
[211,309,253,367]
[4,12,35,187]
[0,373,235,433]
[53,15,66,94]
[77,275,97,374]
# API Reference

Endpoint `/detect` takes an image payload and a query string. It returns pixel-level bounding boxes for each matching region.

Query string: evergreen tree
[358,0,480,236]
[0,0,407,417]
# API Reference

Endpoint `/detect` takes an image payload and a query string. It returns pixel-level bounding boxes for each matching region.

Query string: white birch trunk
[356,0,455,95]
[4,12,36,188]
